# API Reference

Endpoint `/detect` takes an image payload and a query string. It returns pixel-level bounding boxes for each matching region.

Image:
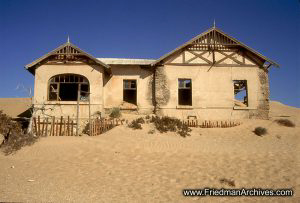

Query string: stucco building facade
[26,26,278,121]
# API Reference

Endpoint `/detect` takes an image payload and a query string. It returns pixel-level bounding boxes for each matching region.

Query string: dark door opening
[123,80,137,105]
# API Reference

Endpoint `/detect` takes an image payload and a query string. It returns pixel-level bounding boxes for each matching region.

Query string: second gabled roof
[152,27,279,68]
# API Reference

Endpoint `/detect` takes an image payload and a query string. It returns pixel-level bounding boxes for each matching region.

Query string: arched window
[48,74,89,101]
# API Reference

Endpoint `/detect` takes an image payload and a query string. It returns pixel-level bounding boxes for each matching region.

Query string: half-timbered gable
[153,27,278,68]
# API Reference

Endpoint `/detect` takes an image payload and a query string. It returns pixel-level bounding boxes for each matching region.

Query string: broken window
[233,80,248,107]
[49,83,58,101]
[48,74,89,101]
[123,80,137,105]
[178,79,192,106]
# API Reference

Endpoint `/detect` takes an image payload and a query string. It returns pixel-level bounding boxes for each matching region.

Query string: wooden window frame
[233,80,248,107]
[123,79,137,105]
[47,74,90,101]
[178,78,192,106]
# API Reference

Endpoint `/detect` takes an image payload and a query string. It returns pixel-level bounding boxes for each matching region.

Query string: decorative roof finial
[67,35,70,43]
[213,19,216,28]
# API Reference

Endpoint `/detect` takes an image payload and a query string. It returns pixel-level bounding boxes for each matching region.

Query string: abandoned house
[25,25,279,123]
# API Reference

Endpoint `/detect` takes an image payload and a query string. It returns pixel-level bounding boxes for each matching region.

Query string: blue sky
[0,0,299,107]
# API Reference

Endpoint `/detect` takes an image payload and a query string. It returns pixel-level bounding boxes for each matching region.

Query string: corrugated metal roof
[97,58,155,65]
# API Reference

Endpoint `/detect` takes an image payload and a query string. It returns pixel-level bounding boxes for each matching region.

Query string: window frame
[123,79,137,105]
[178,78,192,106]
[47,74,90,102]
[233,80,248,107]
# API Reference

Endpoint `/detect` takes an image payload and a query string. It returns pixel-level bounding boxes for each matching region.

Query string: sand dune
[0,101,299,202]
[0,98,32,118]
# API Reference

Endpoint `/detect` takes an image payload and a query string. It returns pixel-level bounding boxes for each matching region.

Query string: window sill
[46,100,89,105]
[120,107,138,110]
[233,106,256,110]
[176,105,193,109]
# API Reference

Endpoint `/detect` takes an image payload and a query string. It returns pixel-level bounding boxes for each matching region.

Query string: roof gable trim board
[25,42,110,74]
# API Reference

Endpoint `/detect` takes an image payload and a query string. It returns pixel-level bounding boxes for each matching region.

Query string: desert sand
[0,98,32,118]
[0,101,299,202]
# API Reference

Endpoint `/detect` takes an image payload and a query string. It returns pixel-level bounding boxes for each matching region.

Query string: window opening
[233,80,248,107]
[123,80,137,105]
[178,79,192,106]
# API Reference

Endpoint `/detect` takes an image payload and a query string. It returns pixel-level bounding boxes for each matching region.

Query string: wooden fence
[182,119,241,128]
[32,116,241,137]
[32,116,77,136]
[89,118,127,136]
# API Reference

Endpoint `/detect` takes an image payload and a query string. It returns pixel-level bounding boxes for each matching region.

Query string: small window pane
[179,79,191,89]
[185,80,191,88]
[49,84,58,101]
[124,80,136,89]
[130,81,136,89]
[80,84,89,101]
[54,76,59,82]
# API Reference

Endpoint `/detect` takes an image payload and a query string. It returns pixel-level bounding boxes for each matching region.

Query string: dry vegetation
[0,111,38,155]
[253,127,268,136]
[128,116,191,137]
[275,119,295,127]
[109,107,121,118]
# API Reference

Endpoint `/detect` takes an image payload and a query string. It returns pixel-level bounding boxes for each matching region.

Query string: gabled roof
[152,27,279,68]
[25,41,110,74]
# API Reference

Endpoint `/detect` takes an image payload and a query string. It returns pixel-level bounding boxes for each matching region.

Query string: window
[123,80,137,105]
[48,74,89,101]
[233,80,248,107]
[178,79,192,106]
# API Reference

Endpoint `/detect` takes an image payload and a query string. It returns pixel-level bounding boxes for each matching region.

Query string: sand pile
[0,101,299,202]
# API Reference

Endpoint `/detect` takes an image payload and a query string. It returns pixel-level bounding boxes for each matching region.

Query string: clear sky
[0,0,299,107]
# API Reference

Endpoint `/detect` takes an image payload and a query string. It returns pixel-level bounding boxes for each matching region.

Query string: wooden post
[55,120,59,136]
[88,93,91,136]
[67,116,70,136]
[49,118,53,136]
[38,116,41,136]
[76,87,80,136]
[52,117,55,136]
[41,118,45,136]
[45,118,49,136]
[59,116,63,136]
[33,117,37,135]
[63,119,66,136]
[71,120,74,136]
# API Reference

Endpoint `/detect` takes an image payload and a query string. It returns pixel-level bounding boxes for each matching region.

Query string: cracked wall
[154,66,170,115]
[249,68,270,119]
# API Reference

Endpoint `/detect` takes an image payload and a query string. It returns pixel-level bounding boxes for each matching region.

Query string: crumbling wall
[249,68,270,119]
[147,72,154,107]
[154,66,170,115]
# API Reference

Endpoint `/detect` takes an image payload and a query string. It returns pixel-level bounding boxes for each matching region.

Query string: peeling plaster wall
[33,64,104,119]
[154,66,170,115]
[249,68,270,119]
[103,65,154,114]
